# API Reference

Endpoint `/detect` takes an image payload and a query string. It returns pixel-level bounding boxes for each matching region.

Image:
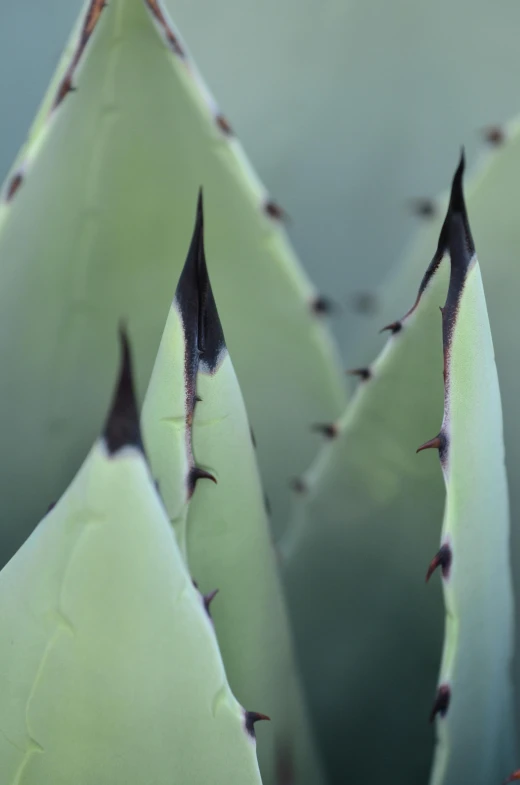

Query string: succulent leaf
[0,0,345,563]
[423,157,516,785]
[281,222,449,783]
[142,195,324,785]
[365,121,520,725]
[0,329,264,785]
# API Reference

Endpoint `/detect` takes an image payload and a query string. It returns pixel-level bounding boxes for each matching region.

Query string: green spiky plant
[0,1,519,785]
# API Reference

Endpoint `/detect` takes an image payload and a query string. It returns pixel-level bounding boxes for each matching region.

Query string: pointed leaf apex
[196,186,204,223]
[448,148,466,215]
[103,325,144,456]
[175,194,226,371]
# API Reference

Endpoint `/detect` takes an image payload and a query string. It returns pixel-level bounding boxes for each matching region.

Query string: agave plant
[0,1,518,785]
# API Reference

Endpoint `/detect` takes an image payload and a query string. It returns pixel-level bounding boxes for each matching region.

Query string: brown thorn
[203,588,219,617]
[504,770,520,783]
[245,711,270,738]
[6,173,23,201]
[290,477,308,494]
[145,0,185,57]
[264,199,289,222]
[380,320,402,335]
[311,295,336,315]
[166,30,184,57]
[408,197,437,219]
[188,466,217,497]
[346,367,371,381]
[53,75,76,109]
[429,684,451,722]
[416,435,442,454]
[311,422,338,439]
[482,125,506,147]
[426,543,452,582]
[215,114,233,136]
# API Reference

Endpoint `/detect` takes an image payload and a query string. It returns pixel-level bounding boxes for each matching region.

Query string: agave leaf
[142,194,324,785]
[0,0,345,561]
[281,229,448,783]
[363,121,520,724]
[423,158,516,784]
[0,330,264,785]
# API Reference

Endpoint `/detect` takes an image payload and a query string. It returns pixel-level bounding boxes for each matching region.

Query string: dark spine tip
[6,173,23,201]
[216,114,233,135]
[380,320,402,335]
[203,588,219,617]
[291,477,308,494]
[426,543,452,582]
[312,422,338,439]
[504,771,520,783]
[264,199,288,221]
[245,711,270,738]
[188,466,217,497]
[103,326,144,456]
[483,125,506,146]
[175,190,226,373]
[429,684,451,722]
[47,502,56,513]
[409,198,437,219]
[263,493,272,517]
[448,149,466,215]
[347,367,371,381]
